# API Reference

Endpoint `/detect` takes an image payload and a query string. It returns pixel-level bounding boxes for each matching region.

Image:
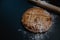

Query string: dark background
[0,0,60,40]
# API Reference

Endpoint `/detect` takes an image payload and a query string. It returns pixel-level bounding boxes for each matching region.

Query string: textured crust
[21,7,52,33]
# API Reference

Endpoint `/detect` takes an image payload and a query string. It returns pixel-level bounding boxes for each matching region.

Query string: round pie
[21,7,52,33]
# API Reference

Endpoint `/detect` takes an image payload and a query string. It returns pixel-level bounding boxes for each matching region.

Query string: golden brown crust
[21,7,52,33]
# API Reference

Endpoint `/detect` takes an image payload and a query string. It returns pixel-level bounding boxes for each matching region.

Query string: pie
[21,7,52,33]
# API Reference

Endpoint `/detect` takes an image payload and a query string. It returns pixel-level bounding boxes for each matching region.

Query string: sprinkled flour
[18,13,57,40]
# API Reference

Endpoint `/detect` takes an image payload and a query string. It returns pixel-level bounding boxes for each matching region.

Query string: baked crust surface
[22,7,52,33]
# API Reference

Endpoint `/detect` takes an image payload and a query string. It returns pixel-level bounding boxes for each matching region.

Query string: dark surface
[50,0,60,7]
[0,0,60,40]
